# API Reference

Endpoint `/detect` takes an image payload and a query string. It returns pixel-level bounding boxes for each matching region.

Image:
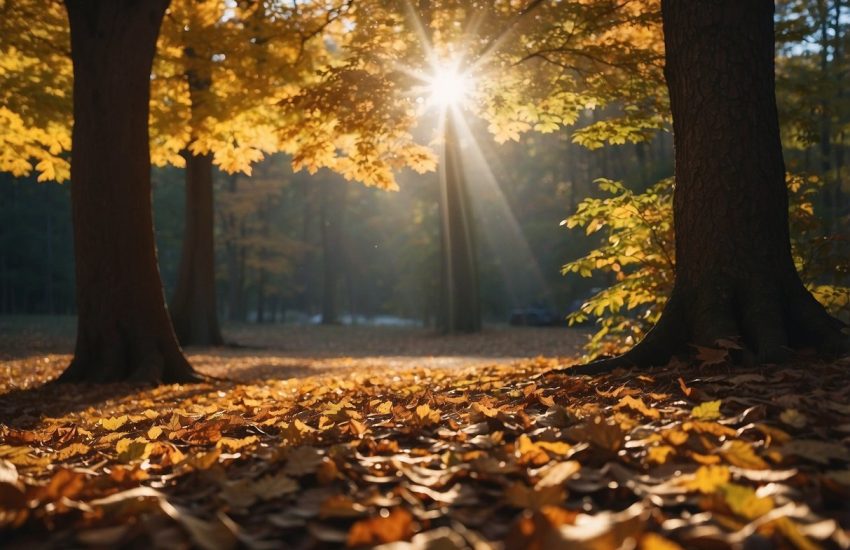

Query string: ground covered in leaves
[1,321,850,549]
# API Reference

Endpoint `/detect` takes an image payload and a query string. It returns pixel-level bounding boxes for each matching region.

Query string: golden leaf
[721,441,769,470]
[691,400,722,420]
[616,395,661,419]
[722,483,773,520]
[682,465,731,494]
[641,532,684,550]
[347,508,413,547]
[100,416,130,431]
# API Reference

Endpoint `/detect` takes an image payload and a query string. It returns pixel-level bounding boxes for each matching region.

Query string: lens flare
[427,63,473,107]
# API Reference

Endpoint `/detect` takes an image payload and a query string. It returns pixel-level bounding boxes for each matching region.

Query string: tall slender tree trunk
[438,115,481,333]
[169,44,224,346]
[579,0,847,373]
[44,184,54,313]
[60,0,196,383]
[224,175,245,322]
[320,177,348,325]
[294,179,315,315]
[169,151,224,346]
[256,266,267,323]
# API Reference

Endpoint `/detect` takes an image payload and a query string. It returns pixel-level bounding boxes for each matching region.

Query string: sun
[426,62,473,108]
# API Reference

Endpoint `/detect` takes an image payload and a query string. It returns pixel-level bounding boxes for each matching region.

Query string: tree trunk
[60,0,196,384]
[320,177,347,325]
[169,42,224,346]
[169,151,224,346]
[438,115,481,333]
[578,0,847,373]
[44,184,55,313]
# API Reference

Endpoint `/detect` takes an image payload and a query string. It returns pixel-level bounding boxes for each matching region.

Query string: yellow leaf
[772,517,821,550]
[616,395,660,419]
[375,401,393,415]
[691,400,722,420]
[722,483,773,520]
[116,439,150,463]
[217,436,258,452]
[640,532,683,550]
[721,441,769,470]
[682,465,731,494]
[183,448,221,470]
[54,443,91,461]
[647,445,675,465]
[537,440,571,456]
[147,426,163,440]
[100,415,130,431]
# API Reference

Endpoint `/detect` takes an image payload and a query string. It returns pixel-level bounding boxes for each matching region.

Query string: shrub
[563,174,849,359]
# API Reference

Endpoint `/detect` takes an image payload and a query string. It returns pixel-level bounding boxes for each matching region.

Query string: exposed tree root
[559,281,849,377]
[57,341,201,385]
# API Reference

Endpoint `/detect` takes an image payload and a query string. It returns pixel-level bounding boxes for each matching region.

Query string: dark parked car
[509,306,563,327]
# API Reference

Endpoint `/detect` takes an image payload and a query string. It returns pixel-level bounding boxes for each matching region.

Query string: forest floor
[1,316,849,549]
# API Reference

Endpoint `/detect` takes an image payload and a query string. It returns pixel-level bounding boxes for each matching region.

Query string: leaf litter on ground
[0,351,849,549]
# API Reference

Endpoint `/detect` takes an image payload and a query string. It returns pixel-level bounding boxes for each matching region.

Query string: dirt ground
[0,316,589,388]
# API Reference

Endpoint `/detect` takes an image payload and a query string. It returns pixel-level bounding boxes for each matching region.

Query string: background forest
[0,0,847,345]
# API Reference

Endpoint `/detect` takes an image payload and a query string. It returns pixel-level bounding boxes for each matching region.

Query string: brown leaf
[347,508,414,547]
[505,482,565,510]
[616,395,661,419]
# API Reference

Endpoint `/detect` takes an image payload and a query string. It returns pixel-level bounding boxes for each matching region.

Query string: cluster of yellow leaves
[1,352,849,548]
[0,0,72,183]
[1,0,672,193]
[564,173,850,359]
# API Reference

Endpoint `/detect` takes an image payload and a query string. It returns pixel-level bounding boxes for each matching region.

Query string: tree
[439,115,480,332]
[577,0,847,373]
[319,175,349,325]
[58,0,197,383]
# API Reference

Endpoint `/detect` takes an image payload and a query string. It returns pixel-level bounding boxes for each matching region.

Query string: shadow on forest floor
[0,316,589,429]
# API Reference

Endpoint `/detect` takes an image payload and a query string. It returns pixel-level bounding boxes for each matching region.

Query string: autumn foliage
[2,351,850,548]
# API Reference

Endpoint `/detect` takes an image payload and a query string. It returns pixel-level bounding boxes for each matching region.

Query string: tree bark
[320,177,348,325]
[577,0,847,373]
[169,43,224,346]
[169,151,224,346]
[438,115,481,333]
[60,0,197,383]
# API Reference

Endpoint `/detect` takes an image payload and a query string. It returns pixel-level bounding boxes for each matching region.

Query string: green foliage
[564,174,850,359]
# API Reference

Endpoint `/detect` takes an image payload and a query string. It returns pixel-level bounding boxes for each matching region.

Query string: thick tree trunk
[438,115,481,333]
[169,151,224,346]
[60,0,197,384]
[577,0,847,373]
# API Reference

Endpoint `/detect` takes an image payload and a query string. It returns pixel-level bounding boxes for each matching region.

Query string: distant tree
[59,0,197,383]
[578,0,848,372]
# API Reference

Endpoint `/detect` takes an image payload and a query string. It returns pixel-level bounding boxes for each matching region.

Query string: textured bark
[169,151,224,346]
[60,0,197,384]
[576,0,847,374]
[438,115,481,333]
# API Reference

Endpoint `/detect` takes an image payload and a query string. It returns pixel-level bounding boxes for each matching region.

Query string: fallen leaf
[720,441,769,470]
[721,483,773,520]
[682,465,731,494]
[691,400,722,420]
[347,508,414,546]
